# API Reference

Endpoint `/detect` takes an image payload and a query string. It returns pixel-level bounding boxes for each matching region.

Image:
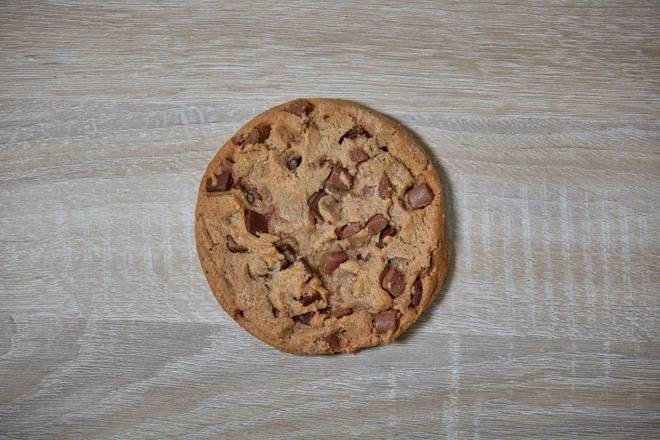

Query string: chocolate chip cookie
[195,98,449,354]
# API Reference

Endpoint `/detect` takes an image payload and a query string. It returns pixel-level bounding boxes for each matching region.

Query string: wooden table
[1,1,658,438]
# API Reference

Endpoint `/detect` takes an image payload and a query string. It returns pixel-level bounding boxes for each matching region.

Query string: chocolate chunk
[320,251,349,275]
[275,241,296,270]
[226,235,248,253]
[275,241,297,263]
[374,309,398,334]
[366,214,388,234]
[298,257,315,276]
[307,189,327,224]
[275,242,296,256]
[298,291,322,306]
[350,147,369,164]
[216,171,232,190]
[411,277,423,307]
[237,182,262,205]
[205,170,233,192]
[378,174,393,199]
[325,333,341,351]
[339,126,371,144]
[220,159,234,171]
[232,134,246,146]
[234,310,244,319]
[405,183,434,209]
[361,186,374,197]
[293,311,314,325]
[272,307,280,318]
[331,308,353,319]
[380,145,388,152]
[325,166,353,191]
[286,155,302,171]
[377,225,397,248]
[245,210,269,236]
[337,222,362,239]
[285,99,315,117]
[245,124,271,145]
[381,264,405,298]
[205,175,220,193]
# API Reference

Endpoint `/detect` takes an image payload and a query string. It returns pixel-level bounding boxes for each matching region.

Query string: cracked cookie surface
[195,98,449,355]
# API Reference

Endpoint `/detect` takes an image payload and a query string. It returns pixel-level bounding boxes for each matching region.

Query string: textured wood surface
[1,1,659,438]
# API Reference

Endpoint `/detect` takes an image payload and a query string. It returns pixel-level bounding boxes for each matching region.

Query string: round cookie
[195,98,449,355]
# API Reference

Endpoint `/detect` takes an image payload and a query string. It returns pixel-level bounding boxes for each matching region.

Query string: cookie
[195,98,449,354]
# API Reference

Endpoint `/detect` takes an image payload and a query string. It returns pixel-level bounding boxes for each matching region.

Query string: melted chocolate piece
[293,311,314,325]
[298,291,322,306]
[320,251,349,275]
[286,155,302,171]
[205,170,233,192]
[350,147,369,164]
[307,189,327,224]
[325,333,341,350]
[405,183,434,209]
[226,235,248,253]
[366,214,388,234]
[411,277,423,307]
[337,222,362,239]
[285,99,315,117]
[325,166,353,191]
[245,210,269,236]
[339,126,371,144]
[377,225,397,248]
[381,264,405,298]
[330,308,353,319]
[378,174,393,199]
[374,309,398,333]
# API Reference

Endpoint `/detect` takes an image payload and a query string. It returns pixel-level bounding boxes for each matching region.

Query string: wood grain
[1,0,659,438]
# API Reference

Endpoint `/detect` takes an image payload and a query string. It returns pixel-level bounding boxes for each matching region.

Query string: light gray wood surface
[1,1,659,438]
